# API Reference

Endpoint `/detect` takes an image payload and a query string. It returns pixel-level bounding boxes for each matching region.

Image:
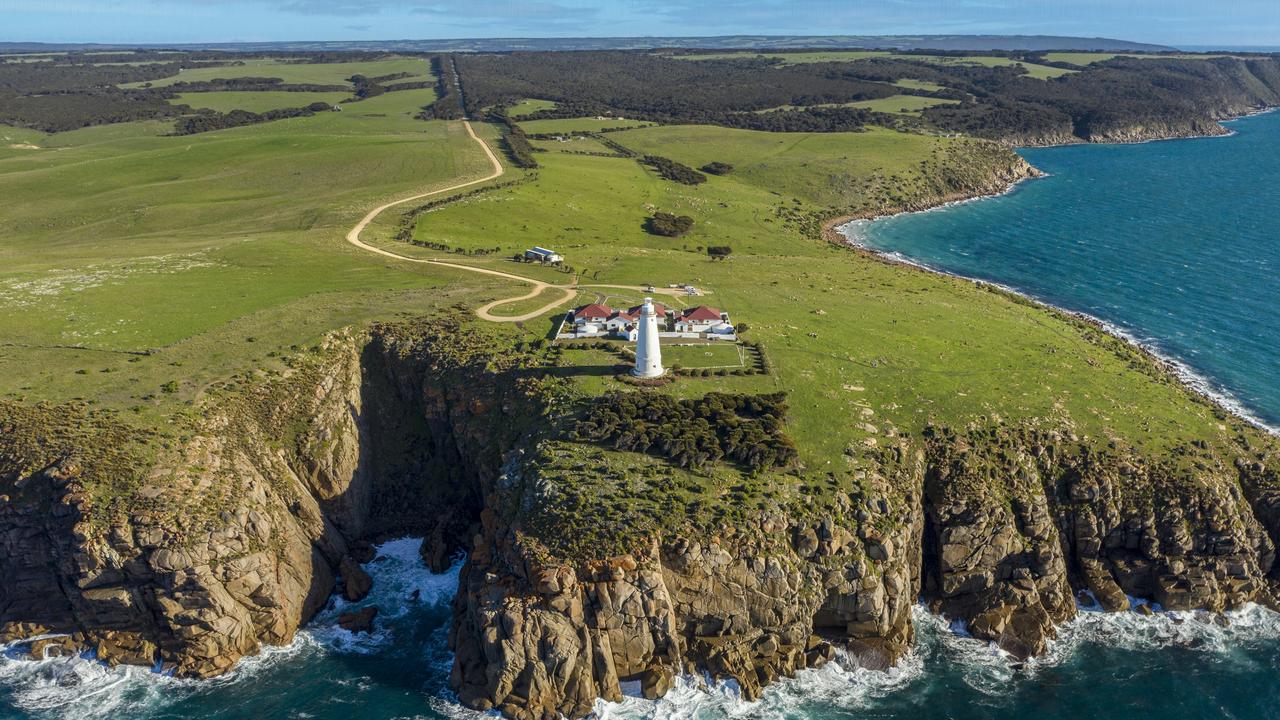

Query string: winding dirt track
[345,120,690,322]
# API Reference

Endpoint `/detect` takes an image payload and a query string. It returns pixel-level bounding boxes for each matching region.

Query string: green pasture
[0,51,1248,487]
[530,135,617,154]
[517,117,656,134]
[508,98,559,117]
[850,95,961,114]
[403,122,1236,466]
[0,85,505,417]
[893,79,946,92]
[664,343,745,369]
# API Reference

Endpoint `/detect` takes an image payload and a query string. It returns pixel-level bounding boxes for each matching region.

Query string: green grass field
[893,79,946,92]
[664,343,745,369]
[394,121,1237,469]
[910,54,1076,79]
[171,91,353,113]
[530,135,617,154]
[1,50,1253,511]
[508,99,559,117]
[850,95,961,114]
[121,56,432,88]
[517,117,656,134]
[0,83,509,419]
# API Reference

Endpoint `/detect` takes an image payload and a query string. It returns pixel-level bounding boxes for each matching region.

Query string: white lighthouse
[632,297,664,378]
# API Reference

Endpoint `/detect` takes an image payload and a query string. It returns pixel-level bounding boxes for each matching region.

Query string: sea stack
[632,297,664,377]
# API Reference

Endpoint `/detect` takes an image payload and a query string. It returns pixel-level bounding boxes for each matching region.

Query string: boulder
[340,555,373,602]
[338,606,378,634]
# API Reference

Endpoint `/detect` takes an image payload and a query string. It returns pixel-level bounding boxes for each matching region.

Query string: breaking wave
[4,537,1280,720]
[0,537,467,720]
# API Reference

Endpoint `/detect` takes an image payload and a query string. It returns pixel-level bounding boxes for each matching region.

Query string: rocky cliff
[0,317,548,677]
[4,318,1280,720]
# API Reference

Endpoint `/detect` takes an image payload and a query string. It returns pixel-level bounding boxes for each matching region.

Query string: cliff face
[5,320,1280,720]
[0,320,539,676]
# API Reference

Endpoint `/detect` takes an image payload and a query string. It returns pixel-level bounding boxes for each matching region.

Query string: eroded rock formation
[4,319,1280,720]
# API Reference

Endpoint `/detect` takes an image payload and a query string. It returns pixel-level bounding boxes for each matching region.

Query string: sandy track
[345,120,694,323]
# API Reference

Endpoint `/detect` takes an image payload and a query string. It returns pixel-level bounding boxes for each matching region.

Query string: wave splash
[4,539,1280,720]
[0,537,465,720]
[591,601,1280,718]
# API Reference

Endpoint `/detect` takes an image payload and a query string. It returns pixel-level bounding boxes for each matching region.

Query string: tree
[701,161,734,175]
[647,212,694,237]
[707,245,733,260]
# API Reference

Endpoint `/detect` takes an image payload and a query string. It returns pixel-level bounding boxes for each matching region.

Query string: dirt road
[345,120,692,323]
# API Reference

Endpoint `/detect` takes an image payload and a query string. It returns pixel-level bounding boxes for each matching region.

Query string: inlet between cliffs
[8,114,1280,720]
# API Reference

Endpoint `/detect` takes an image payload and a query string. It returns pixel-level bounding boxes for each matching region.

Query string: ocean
[7,114,1280,719]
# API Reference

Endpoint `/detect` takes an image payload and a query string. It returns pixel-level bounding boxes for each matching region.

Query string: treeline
[0,62,186,131]
[640,155,706,184]
[452,50,1280,142]
[394,176,530,243]
[0,89,178,132]
[572,391,799,472]
[419,55,464,120]
[454,51,894,126]
[0,50,443,132]
[848,54,1280,143]
[167,77,349,93]
[171,103,335,135]
[489,110,538,168]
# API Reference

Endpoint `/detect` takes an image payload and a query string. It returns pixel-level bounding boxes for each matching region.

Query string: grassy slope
[0,62,1256,555]
[0,85,508,419]
[400,123,1234,479]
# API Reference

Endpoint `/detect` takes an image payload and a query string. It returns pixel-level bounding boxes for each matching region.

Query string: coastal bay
[848,110,1280,429]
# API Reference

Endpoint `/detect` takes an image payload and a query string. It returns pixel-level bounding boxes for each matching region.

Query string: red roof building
[572,303,613,323]
[679,306,724,322]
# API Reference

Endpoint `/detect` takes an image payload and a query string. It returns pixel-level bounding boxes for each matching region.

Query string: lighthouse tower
[632,297,664,378]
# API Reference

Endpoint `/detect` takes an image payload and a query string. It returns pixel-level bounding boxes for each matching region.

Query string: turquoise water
[8,115,1280,719]
[850,109,1280,429]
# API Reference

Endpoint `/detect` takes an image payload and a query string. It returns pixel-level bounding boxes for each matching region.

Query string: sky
[5,0,1280,48]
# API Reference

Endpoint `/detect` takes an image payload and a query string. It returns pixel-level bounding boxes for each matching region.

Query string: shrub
[647,212,694,237]
[707,245,733,260]
[639,155,706,185]
[701,161,733,175]
[573,391,798,471]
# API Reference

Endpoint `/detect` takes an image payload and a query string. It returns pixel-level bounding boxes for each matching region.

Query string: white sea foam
[0,537,465,719]
[593,635,925,719]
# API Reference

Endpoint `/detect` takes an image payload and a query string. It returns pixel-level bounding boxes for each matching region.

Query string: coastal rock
[338,606,378,634]
[340,555,373,602]
[5,316,1280,720]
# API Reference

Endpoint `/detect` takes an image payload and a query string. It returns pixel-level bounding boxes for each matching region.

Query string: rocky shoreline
[823,114,1279,439]
[3,308,1280,720]
[2,116,1280,720]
